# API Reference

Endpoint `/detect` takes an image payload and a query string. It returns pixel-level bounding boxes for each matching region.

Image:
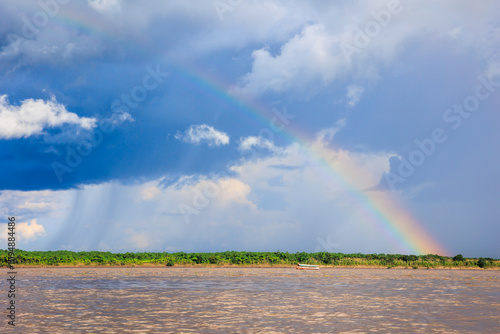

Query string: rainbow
[26,3,447,255]
[170,62,448,256]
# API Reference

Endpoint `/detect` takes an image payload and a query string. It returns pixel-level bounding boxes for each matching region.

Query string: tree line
[0,250,498,268]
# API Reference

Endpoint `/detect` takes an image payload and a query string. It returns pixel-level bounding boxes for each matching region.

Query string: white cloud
[233,133,392,198]
[0,129,429,253]
[41,109,133,144]
[175,124,229,146]
[140,185,161,201]
[109,110,134,125]
[18,219,46,241]
[239,136,279,152]
[3,1,498,78]
[315,119,346,143]
[346,85,365,107]
[235,1,500,96]
[235,24,343,96]
[0,219,46,243]
[0,189,71,218]
[125,229,150,249]
[188,178,255,209]
[0,95,96,140]
[87,0,122,14]
[0,1,300,66]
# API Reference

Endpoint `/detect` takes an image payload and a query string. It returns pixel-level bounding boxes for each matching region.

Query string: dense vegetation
[0,250,499,269]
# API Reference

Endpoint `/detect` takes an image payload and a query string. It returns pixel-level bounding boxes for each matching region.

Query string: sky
[0,0,499,257]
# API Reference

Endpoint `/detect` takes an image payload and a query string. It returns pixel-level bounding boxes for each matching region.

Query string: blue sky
[0,0,499,257]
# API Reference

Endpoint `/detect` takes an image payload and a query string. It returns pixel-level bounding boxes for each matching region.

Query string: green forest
[0,250,498,269]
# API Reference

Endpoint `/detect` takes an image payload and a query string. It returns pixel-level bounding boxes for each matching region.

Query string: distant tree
[453,254,464,262]
[477,258,487,268]
[320,252,333,264]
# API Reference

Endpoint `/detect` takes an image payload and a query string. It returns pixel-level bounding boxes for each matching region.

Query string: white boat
[296,263,319,270]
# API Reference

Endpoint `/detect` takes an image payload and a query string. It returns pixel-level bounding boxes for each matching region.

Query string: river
[3,267,499,333]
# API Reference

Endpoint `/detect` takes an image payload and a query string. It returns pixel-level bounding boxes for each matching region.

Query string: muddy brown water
[2,267,499,333]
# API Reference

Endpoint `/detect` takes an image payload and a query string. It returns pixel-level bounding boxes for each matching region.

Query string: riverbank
[5,263,500,270]
[2,250,499,269]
